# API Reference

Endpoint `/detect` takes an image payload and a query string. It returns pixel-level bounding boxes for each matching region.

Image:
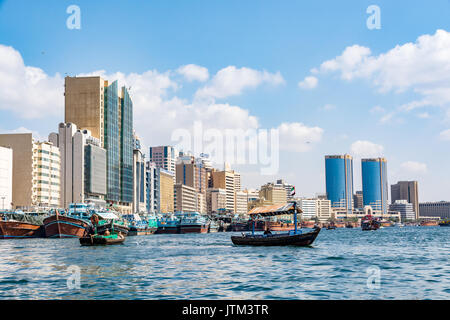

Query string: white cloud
[298,76,318,90]
[277,122,323,152]
[177,64,209,82]
[417,112,431,119]
[439,129,450,141]
[195,66,284,100]
[400,161,428,175]
[0,44,63,119]
[350,140,384,158]
[314,29,450,117]
[370,105,385,114]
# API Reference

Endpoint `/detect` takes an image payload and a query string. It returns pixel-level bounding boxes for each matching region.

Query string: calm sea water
[0,226,449,300]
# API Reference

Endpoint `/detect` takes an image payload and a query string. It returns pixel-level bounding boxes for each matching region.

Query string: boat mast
[293,201,298,234]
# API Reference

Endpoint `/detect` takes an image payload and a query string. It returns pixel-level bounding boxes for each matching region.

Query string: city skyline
[1,1,450,201]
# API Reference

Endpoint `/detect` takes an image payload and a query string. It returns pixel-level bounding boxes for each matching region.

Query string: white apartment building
[0,146,12,210]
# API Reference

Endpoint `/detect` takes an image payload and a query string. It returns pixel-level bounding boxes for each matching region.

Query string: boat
[179,212,209,234]
[420,220,439,226]
[123,213,156,236]
[394,222,405,227]
[156,214,180,234]
[43,204,93,238]
[230,216,250,232]
[301,220,316,228]
[231,202,321,247]
[0,213,45,239]
[439,219,450,227]
[208,219,219,233]
[327,224,336,230]
[94,211,130,236]
[380,220,393,227]
[361,215,381,231]
[80,232,125,246]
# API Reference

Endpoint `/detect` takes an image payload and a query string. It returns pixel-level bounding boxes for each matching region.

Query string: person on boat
[104,229,110,236]
[263,228,272,235]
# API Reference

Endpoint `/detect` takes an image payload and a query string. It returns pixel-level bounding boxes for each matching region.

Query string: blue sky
[1,0,450,201]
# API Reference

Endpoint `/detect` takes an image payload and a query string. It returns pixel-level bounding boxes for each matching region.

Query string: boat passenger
[263,229,272,235]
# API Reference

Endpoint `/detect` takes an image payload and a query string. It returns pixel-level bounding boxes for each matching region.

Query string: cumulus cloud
[277,122,323,152]
[350,140,384,158]
[0,44,64,119]
[319,104,336,111]
[400,161,428,175]
[177,64,209,82]
[310,29,450,121]
[195,66,284,100]
[298,76,318,90]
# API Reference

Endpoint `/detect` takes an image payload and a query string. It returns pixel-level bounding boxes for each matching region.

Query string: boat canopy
[248,203,302,217]
[95,211,119,220]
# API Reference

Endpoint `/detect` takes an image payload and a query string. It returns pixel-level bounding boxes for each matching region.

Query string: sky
[1,0,450,202]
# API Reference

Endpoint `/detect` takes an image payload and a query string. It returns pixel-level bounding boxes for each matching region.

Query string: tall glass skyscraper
[362,158,388,215]
[325,155,354,214]
[120,87,134,203]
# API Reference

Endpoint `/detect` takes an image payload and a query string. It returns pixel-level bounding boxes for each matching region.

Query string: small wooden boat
[361,215,380,231]
[439,219,450,227]
[79,233,125,246]
[231,202,321,247]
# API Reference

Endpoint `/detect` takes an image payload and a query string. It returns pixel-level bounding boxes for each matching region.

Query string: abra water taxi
[231,202,321,247]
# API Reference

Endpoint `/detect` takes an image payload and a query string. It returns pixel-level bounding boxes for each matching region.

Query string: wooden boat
[43,214,91,238]
[361,215,381,231]
[439,219,450,227]
[231,202,321,247]
[420,220,439,226]
[178,212,209,234]
[80,233,125,246]
[0,221,44,239]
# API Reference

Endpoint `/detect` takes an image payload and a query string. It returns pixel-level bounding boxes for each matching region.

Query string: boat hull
[79,235,125,246]
[231,228,321,246]
[0,221,44,239]
[96,223,129,236]
[43,215,91,238]
[128,227,157,236]
[155,225,179,234]
[179,224,209,234]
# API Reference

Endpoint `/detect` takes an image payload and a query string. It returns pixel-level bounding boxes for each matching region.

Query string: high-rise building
[0,146,12,210]
[389,200,415,221]
[133,134,146,213]
[234,191,248,215]
[419,201,450,219]
[259,183,287,205]
[174,183,197,212]
[298,198,332,221]
[49,123,107,208]
[0,134,60,209]
[206,188,227,214]
[159,169,175,213]
[149,146,177,175]
[145,161,158,213]
[362,158,388,215]
[325,155,354,214]
[276,179,296,200]
[64,76,134,213]
[391,181,419,220]
[353,191,363,210]
[211,169,239,213]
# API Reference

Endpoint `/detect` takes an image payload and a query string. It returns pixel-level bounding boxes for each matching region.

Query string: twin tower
[325,155,388,215]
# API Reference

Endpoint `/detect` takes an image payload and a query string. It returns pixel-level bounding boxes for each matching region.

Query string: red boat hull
[0,221,43,239]
[43,215,90,238]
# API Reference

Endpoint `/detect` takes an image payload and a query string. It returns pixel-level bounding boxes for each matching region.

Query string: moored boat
[231,202,321,247]
[179,212,209,234]
[156,214,180,234]
[43,214,91,238]
[123,213,156,236]
[420,220,439,226]
[208,219,219,233]
[0,213,45,239]
[439,219,450,227]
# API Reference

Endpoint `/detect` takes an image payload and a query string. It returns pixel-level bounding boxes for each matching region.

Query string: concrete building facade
[0,146,13,210]
[174,183,197,212]
[419,201,450,219]
[391,181,419,220]
[389,200,415,221]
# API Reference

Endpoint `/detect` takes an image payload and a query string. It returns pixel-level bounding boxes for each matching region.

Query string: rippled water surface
[0,227,449,299]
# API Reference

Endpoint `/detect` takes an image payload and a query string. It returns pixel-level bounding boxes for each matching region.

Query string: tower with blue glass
[325,155,354,214]
[362,158,388,215]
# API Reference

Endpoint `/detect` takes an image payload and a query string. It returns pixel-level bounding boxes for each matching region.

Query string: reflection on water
[0,227,449,299]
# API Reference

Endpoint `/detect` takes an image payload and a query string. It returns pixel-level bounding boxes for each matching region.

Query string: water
[0,227,449,300]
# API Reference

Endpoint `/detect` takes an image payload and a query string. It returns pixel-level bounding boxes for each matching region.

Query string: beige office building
[174,183,197,212]
[234,191,248,216]
[206,188,227,214]
[159,169,174,213]
[0,134,61,209]
[211,169,240,213]
[259,183,287,206]
[0,146,13,210]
